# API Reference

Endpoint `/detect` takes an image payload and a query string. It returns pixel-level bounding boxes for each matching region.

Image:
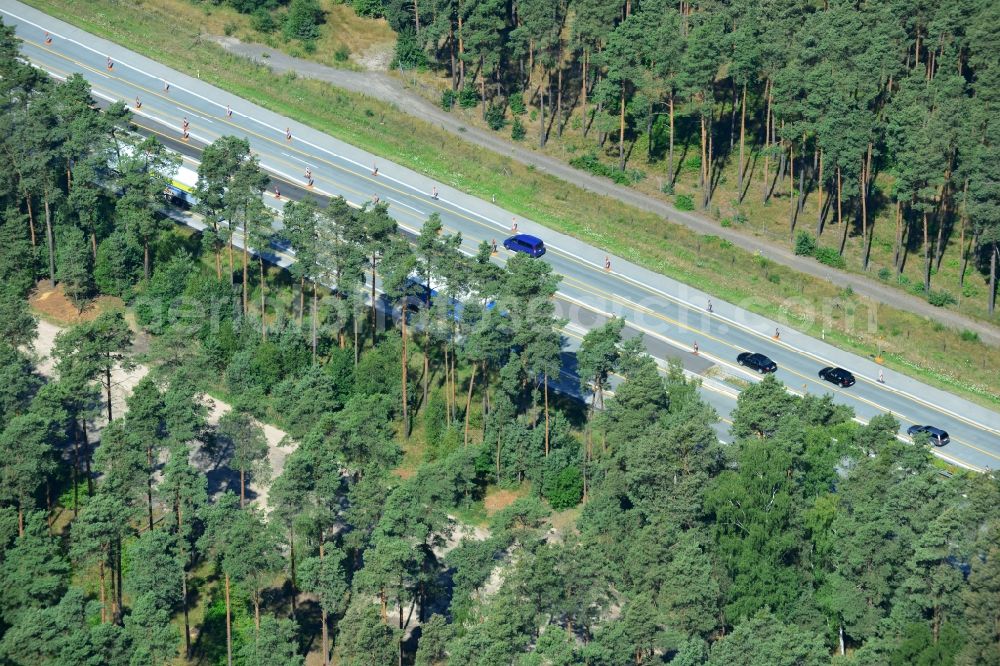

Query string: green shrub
[485,104,506,131]
[423,390,447,451]
[440,89,456,111]
[457,83,479,109]
[390,28,426,69]
[794,231,817,256]
[334,44,350,61]
[675,194,695,211]
[352,0,384,18]
[720,218,732,228]
[223,21,238,37]
[681,153,701,173]
[768,273,781,284]
[544,466,583,509]
[509,93,526,116]
[134,252,194,334]
[250,9,277,33]
[814,247,846,269]
[568,152,644,185]
[878,267,891,281]
[927,290,956,307]
[511,118,526,141]
[661,181,675,195]
[283,0,322,42]
[960,329,979,342]
[94,230,143,298]
[734,212,748,225]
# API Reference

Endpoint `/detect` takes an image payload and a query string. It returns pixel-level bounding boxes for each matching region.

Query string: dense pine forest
[236,0,1000,315]
[2,11,1000,666]
[415,0,1000,314]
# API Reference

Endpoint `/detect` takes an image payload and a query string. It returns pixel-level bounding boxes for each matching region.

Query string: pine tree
[217,409,270,507]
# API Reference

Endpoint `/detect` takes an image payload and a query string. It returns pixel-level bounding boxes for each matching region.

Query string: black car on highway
[907,425,950,446]
[819,366,856,387]
[737,352,778,373]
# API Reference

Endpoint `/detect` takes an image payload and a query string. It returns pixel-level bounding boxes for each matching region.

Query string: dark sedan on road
[503,234,546,257]
[737,352,778,373]
[819,366,856,387]
[907,425,951,446]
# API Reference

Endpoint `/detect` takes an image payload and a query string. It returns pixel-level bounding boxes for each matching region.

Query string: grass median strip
[22,0,1000,411]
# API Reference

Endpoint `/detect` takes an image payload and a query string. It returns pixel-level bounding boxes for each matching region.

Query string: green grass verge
[22,0,1000,412]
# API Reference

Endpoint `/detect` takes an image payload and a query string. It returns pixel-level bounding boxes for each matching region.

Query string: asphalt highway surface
[6,2,998,470]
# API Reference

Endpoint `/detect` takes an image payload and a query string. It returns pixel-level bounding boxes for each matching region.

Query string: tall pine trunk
[762,80,772,203]
[312,283,318,361]
[370,258,378,346]
[260,258,267,341]
[225,572,233,666]
[298,277,305,325]
[401,309,409,438]
[99,560,107,623]
[582,50,590,137]
[44,194,56,286]
[958,178,970,286]
[788,142,797,240]
[556,62,563,137]
[816,149,824,236]
[228,233,235,286]
[242,219,249,314]
[699,112,708,206]
[115,536,123,623]
[80,418,93,495]
[893,201,903,273]
[544,372,550,456]
[922,210,931,294]
[457,9,464,89]
[861,148,872,270]
[837,167,847,255]
[539,74,547,148]
[480,56,486,121]
[464,361,477,446]
[737,83,746,202]
[105,364,114,422]
[320,540,330,666]
[668,94,676,186]
[989,243,997,316]
[215,224,222,280]
[72,424,80,517]
[174,498,191,659]
[146,446,154,532]
[934,186,949,272]
[26,195,37,247]
[618,86,626,171]
[704,113,714,208]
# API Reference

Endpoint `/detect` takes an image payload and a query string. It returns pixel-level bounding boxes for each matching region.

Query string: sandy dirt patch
[29,281,124,327]
[32,318,291,512]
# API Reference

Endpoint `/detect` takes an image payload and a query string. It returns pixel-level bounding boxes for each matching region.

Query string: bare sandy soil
[33,317,292,512]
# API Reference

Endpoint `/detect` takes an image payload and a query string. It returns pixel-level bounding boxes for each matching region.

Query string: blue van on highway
[503,234,546,257]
